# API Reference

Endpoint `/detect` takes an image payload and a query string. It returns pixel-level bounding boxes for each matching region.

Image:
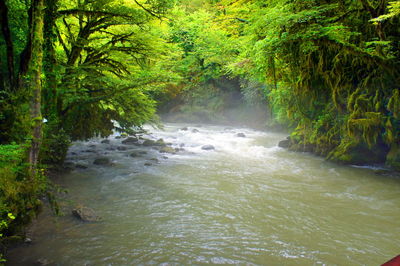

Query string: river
[7,123,400,265]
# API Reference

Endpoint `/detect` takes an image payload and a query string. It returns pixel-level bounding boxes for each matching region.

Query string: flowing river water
[7,123,400,265]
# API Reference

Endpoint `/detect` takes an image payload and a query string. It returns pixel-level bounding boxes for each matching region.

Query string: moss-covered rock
[386,144,400,171]
[327,139,388,165]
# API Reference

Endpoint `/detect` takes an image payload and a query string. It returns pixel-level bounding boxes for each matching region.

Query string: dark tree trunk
[43,0,59,117]
[0,0,15,89]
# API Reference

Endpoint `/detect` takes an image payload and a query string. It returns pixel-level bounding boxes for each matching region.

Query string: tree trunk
[43,0,58,117]
[0,0,15,89]
[26,0,45,176]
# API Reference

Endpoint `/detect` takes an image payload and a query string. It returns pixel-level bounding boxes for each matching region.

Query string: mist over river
[7,123,400,265]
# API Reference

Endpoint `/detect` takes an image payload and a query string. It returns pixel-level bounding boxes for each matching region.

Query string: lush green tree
[213,0,400,167]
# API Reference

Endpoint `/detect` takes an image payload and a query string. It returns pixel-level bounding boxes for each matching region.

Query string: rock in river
[202,145,215,150]
[129,152,141,157]
[72,205,101,222]
[159,146,176,154]
[142,139,156,146]
[236,133,246,138]
[122,137,138,145]
[93,157,112,165]
[101,139,110,144]
[278,139,290,148]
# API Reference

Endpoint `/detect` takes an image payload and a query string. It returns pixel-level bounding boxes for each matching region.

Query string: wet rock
[159,146,176,154]
[106,147,116,151]
[144,162,152,166]
[122,137,138,145]
[138,151,147,155]
[117,146,127,151]
[150,158,159,163]
[278,139,290,148]
[101,139,110,144]
[192,129,200,133]
[75,164,88,169]
[142,139,156,146]
[180,127,188,131]
[162,156,168,159]
[236,133,246,138]
[155,138,166,147]
[89,144,96,148]
[72,205,101,222]
[202,145,215,150]
[93,157,112,165]
[115,136,122,139]
[83,149,96,153]
[129,152,141,157]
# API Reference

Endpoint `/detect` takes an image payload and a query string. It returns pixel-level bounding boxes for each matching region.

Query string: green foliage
[0,144,46,257]
[212,0,400,167]
[372,1,400,22]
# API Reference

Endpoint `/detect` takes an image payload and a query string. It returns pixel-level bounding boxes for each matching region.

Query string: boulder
[180,127,188,131]
[93,157,112,165]
[144,162,152,166]
[159,146,176,154]
[236,133,246,138]
[129,152,141,157]
[101,139,110,144]
[155,138,166,147]
[202,145,215,150]
[122,137,138,145]
[192,129,200,133]
[278,139,290,148]
[72,205,101,222]
[142,139,156,146]
[75,164,88,169]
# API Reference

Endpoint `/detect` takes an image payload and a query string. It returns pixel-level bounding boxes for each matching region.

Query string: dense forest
[0,0,399,261]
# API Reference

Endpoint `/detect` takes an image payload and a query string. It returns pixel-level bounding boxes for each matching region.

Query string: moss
[386,144,400,170]
[328,138,389,165]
